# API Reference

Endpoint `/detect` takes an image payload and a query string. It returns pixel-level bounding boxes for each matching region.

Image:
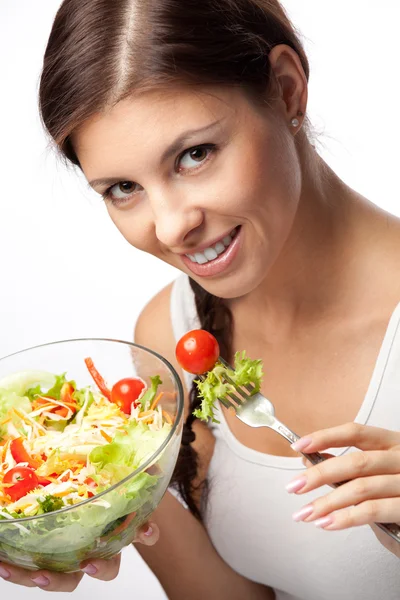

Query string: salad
[176,329,263,422]
[0,355,176,571]
[0,358,172,517]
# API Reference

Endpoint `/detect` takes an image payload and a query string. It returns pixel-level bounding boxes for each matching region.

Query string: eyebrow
[88,118,224,190]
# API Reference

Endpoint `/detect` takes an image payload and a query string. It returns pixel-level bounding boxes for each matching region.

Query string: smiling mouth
[185,226,240,265]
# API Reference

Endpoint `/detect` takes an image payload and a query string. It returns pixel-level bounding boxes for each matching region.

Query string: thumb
[133,521,159,546]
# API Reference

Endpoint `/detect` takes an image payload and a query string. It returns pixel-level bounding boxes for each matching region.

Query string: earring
[291,117,299,127]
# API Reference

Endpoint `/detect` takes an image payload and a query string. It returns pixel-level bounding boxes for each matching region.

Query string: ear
[268,44,308,131]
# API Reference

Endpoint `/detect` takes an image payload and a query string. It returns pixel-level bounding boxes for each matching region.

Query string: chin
[192,269,264,300]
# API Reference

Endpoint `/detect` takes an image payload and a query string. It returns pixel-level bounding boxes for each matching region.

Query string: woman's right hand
[0,521,159,592]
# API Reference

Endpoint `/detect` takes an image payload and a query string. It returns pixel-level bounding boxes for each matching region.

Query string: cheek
[106,207,157,253]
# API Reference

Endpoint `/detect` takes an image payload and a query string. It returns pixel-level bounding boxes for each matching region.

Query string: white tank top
[170,274,400,600]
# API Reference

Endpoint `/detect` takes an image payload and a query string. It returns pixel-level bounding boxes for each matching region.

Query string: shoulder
[134,281,177,373]
[135,281,215,470]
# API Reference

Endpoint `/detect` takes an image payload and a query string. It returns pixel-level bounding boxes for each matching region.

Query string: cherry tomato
[4,466,39,502]
[111,378,146,414]
[175,329,220,374]
[10,438,41,470]
[37,476,52,487]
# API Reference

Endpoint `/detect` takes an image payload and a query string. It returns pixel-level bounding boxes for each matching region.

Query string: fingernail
[315,516,334,529]
[32,575,50,587]
[0,565,11,579]
[144,525,153,537]
[286,476,307,493]
[292,505,314,522]
[291,437,312,452]
[82,564,98,575]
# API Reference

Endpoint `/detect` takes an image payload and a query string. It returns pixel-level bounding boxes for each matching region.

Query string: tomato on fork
[175,329,220,374]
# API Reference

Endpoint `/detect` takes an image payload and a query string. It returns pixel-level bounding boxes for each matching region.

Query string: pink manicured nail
[291,437,312,452]
[144,525,153,537]
[0,565,11,579]
[286,476,307,493]
[292,505,314,522]
[82,564,98,575]
[31,575,50,587]
[314,516,334,529]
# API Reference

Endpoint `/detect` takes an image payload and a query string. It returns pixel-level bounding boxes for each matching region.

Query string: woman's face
[74,86,302,299]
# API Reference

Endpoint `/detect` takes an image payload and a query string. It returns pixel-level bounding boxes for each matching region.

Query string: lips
[185,227,239,265]
[181,226,242,278]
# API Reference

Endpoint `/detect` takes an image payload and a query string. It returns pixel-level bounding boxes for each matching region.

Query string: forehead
[73,86,253,175]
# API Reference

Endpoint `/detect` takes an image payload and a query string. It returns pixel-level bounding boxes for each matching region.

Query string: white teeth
[204,247,218,261]
[185,227,238,265]
[194,252,208,265]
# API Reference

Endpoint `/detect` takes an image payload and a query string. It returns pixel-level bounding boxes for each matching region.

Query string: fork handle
[272,419,400,544]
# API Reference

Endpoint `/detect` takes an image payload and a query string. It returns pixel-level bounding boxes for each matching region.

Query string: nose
[150,189,204,248]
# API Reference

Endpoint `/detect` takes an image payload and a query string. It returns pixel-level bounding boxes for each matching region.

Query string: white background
[1,1,399,598]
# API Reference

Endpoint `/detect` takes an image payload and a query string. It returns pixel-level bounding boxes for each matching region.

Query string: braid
[170,278,233,521]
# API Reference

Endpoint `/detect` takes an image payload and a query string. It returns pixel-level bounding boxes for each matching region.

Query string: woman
[2,0,400,597]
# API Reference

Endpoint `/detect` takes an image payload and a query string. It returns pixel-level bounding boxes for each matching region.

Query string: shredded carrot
[0,414,12,426]
[100,430,112,443]
[32,402,57,412]
[13,408,37,428]
[150,392,163,411]
[59,401,77,410]
[138,410,153,418]
[162,410,173,425]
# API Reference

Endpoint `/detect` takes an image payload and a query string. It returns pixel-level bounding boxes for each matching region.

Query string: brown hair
[39,0,309,521]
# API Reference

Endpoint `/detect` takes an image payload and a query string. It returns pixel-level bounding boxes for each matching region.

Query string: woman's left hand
[286,423,400,558]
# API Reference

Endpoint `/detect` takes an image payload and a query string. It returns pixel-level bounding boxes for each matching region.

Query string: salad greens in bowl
[0,339,183,572]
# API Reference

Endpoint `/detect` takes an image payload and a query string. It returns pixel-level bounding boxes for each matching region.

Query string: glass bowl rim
[0,337,184,524]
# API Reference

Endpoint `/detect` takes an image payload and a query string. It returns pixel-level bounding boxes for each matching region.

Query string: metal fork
[198,356,400,544]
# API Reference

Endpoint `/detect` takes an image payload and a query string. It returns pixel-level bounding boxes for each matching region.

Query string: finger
[80,553,121,581]
[302,453,333,467]
[133,521,159,546]
[0,562,83,592]
[308,497,400,531]
[292,474,400,523]
[287,450,400,495]
[291,423,400,454]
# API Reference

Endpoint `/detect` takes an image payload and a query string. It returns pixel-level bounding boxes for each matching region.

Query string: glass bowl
[0,339,183,572]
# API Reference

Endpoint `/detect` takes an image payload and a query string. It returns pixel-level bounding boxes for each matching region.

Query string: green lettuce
[26,373,76,402]
[138,375,162,410]
[0,389,32,440]
[37,495,64,514]
[193,351,264,423]
[89,420,171,476]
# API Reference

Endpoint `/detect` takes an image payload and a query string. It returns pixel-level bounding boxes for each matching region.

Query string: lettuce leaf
[0,389,32,440]
[193,351,264,422]
[26,373,76,402]
[0,371,56,397]
[89,420,171,476]
[138,375,162,410]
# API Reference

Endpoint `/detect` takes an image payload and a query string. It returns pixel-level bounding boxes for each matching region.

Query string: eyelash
[102,143,217,207]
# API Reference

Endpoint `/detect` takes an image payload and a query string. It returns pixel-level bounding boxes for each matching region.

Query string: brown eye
[178,145,215,171]
[118,182,136,194]
[189,148,208,162]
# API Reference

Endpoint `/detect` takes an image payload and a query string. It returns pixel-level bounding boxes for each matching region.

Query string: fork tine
[218,357,256,396]
[196,371,238,410]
